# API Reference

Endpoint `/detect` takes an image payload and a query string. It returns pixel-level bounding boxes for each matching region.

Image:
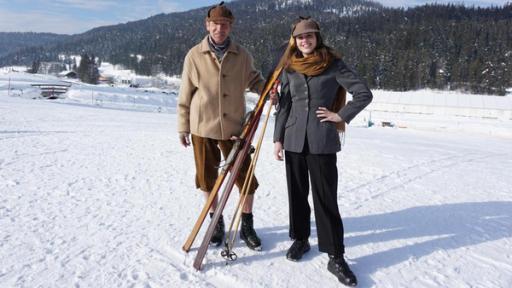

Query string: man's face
[206,19,232,44]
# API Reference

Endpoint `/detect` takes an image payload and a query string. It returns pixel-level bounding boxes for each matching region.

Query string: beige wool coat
[178,36,265,140]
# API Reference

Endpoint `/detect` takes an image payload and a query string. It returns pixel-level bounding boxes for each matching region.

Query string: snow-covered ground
[0,69,179,114]
[1,71,512,287]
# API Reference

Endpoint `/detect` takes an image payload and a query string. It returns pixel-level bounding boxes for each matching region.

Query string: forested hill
[1,0,511,95]
[0,32,69,58]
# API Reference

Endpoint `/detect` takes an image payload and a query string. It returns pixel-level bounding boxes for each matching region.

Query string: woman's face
[295,32,317,56]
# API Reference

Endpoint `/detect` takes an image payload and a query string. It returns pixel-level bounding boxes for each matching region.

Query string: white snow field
[1,70,512,288]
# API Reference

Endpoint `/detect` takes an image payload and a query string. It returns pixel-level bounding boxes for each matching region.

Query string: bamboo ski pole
[223,100,275,259]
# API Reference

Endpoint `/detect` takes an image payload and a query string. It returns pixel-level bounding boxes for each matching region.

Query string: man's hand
[316,107,342,123]
[179,132,191,147]
[274,141,284,161]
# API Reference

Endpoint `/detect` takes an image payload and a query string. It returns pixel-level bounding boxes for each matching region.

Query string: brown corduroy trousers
[191,134,258,194]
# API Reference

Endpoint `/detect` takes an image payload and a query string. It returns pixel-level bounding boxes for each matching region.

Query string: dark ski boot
[327,254,357,287]
[209,213,225,247]
[240,213,262,251]
[286,239,310,261]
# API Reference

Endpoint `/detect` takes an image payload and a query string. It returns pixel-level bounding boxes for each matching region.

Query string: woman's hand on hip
[316,107,342,123]
[274,141,284,161]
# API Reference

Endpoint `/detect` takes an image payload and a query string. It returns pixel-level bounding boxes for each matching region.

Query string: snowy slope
[1,73,512,287]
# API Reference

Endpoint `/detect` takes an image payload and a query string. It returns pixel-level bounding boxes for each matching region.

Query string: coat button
[223,113,227,117]
[223,93,228,98]
[222,74,227,78]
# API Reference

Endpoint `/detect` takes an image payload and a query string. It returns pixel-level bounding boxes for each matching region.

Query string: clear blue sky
[0,0,508,34]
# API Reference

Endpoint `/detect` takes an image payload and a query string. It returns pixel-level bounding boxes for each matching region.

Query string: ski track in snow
[345,150,508,206]
[1,94,512,287]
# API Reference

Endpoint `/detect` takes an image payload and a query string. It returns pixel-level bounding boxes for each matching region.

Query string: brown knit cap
[292,18,320,37]
[206,1,235,23]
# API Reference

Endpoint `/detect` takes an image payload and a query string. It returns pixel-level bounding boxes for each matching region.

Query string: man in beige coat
[177,2,265,250]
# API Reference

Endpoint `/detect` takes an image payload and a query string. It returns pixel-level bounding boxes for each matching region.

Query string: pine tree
[89,54,99,84]
[78,54,90,83]
[29,59,40,74]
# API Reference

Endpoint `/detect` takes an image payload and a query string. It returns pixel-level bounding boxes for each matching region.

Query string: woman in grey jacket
[273,17,372,287]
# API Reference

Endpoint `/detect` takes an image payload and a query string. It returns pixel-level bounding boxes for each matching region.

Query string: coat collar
[199,35,239,54]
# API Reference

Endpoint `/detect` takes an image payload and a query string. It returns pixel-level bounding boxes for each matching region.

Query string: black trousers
[285,147,345,256]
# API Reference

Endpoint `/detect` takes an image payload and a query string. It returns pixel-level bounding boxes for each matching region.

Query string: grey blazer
[273,59,373,154]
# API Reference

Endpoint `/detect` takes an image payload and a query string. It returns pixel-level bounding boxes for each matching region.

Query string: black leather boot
[327,254,357,287]
[286,239,310,261]
[240,212,262,250]
[209,213,224,247]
